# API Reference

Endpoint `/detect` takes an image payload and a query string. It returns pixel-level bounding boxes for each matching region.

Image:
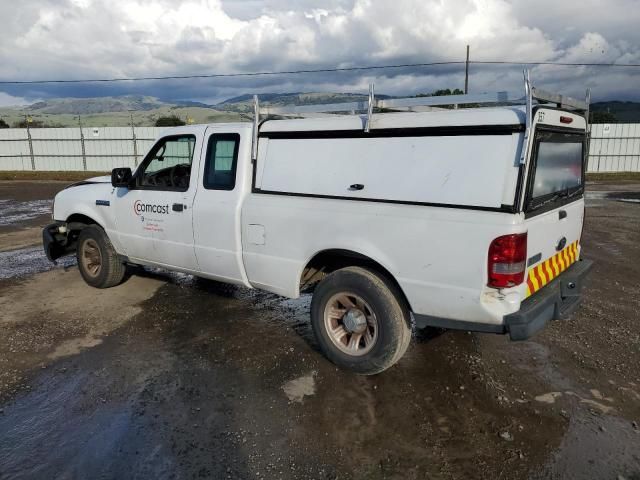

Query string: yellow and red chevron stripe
[525,241,579,298]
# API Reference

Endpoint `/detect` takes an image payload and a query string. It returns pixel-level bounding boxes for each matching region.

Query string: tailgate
[524,199,584,297]
[522,123,586,298]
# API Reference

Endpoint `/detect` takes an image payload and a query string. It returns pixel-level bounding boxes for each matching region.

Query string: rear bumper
[413,258,593,341]
[504,258,593,340]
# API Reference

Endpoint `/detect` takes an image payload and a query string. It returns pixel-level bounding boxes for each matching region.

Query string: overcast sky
[1,0,639,106]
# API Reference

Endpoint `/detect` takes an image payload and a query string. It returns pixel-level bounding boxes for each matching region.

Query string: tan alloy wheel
[81,238,102,278]
[323,292,378,356]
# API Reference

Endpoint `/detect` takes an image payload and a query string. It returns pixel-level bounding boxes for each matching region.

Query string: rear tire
[310,266,411,375]
[76,225,126,288]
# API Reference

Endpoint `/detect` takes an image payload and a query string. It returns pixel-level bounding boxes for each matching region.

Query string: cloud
[0,0,638,104]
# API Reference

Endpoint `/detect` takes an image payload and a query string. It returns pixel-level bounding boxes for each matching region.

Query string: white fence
[0,126,161,172]
[587,123,640,173]
[0,123,639,173]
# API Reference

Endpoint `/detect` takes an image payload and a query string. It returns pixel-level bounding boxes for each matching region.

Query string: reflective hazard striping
[525,241,579,298]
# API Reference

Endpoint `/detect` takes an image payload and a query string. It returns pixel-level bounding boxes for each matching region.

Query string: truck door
[191,127,249,285]
[114,132,201,271]
[521,115,587,299]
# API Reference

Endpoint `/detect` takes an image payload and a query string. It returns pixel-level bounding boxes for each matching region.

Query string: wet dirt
[0,182,639,480]
[0,181,66,251]
[0,181,64,230]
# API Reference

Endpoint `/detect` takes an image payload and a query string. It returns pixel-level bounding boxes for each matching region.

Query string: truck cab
[110,124,253,285]
[44,77,592,375]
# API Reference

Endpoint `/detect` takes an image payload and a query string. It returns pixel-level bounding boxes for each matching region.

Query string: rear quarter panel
[241,195,525,324]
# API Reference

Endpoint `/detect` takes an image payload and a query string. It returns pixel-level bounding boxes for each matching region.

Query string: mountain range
[1,93,638,127]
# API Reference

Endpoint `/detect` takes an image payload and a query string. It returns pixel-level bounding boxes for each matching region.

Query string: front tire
[310,266,411,375]
[76,225,126,288]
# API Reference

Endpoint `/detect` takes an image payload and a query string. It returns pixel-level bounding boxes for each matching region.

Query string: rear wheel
[76,225,126,288]
[310,266,411,375]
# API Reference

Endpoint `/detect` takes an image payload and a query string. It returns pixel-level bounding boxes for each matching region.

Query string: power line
[1,60,639,85]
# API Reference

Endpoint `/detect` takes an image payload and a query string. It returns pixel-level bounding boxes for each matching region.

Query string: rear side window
[527,130,585,212]
[204,134,240,190]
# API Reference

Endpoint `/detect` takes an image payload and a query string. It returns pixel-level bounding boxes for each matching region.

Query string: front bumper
[43,222,73,262]
[504,258,593,340]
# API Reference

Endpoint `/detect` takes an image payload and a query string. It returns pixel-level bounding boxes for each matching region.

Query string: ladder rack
[250,69,591,160]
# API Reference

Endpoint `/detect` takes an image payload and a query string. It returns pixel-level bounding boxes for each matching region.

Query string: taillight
[559,115,573,124]
[487,233,527,288]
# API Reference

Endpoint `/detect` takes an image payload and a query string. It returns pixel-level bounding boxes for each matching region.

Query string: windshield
[527,130,584,211]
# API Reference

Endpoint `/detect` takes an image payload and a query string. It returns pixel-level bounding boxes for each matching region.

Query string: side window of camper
[204,134,240,190]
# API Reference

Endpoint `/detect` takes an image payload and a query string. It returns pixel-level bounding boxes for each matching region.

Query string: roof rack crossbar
[377,91,521,109]
[531,87,587,111]
[262,101,369,115]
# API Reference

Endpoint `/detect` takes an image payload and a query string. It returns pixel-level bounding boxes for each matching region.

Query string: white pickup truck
[44,76,592,374]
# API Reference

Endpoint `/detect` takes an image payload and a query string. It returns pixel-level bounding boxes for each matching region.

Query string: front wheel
[76,225,126,288]
[310,266,412,375]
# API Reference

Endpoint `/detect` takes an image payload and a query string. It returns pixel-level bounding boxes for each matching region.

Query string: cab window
[204,134,240,190]
[136,135,196,191]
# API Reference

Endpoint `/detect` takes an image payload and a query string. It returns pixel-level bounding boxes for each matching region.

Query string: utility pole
[464,45,470,94]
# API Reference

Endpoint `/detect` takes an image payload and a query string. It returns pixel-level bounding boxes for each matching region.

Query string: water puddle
[534,413,640,479]
[605,191,640,205]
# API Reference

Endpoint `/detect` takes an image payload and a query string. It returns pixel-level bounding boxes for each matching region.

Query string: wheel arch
[61,212,107,253]
[66,213,101,228]
[299,248,414,312]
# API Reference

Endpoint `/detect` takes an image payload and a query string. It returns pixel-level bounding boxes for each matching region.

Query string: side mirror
[111,167,132,188]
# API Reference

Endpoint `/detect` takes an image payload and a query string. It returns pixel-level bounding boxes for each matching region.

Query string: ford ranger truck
[43,82,592,374]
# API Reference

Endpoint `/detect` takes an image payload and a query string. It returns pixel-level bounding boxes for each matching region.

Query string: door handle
[559,210,567,220]
[172,203,184,212]
[349,184,365,191]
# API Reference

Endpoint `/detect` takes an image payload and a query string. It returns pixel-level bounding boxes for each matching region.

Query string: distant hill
[0,95,239,128]
[23,95,178,115]
[591,101,640,123]
[218,92,303,105]
[3,93,639,128]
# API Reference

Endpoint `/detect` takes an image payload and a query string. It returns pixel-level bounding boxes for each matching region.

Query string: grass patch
[586,172,640,182]
[0,171,108,181]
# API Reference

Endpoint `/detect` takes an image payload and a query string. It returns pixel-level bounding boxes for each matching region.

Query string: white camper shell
[44,74,593,374]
